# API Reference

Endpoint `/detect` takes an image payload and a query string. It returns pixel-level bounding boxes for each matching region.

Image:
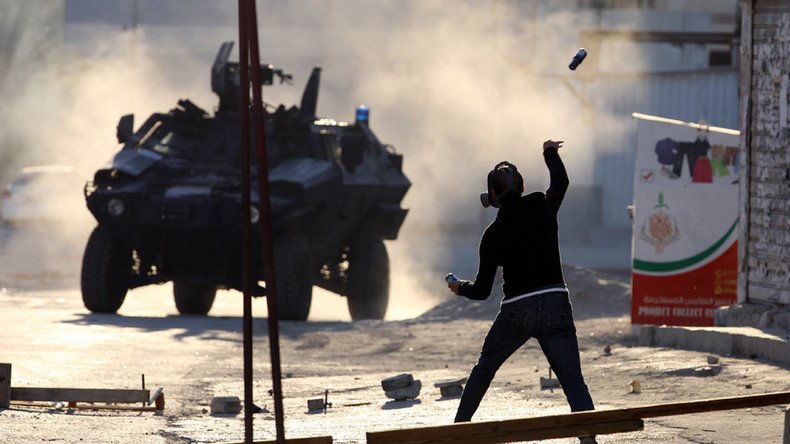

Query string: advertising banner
[631,113,739,326]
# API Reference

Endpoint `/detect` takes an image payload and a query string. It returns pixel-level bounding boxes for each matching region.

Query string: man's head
[481,161,524,208]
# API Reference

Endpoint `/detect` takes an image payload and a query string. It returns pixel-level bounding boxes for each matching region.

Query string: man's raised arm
[543,139,569,212]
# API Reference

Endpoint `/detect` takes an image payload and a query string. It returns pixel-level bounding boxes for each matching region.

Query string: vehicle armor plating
[81,42,410,321]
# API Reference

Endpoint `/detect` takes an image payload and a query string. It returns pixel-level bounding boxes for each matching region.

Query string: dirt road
[1,258,789,443]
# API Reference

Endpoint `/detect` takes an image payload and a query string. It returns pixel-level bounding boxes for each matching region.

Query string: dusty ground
[1,226,789,443]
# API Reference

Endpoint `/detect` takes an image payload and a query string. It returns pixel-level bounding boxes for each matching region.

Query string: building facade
[718,0,790,328]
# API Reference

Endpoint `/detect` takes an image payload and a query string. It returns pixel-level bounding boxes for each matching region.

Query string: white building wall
[592,69,739,228]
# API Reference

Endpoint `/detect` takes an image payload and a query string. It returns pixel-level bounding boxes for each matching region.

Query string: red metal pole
[236,0,255,443]
[246,1,286,442]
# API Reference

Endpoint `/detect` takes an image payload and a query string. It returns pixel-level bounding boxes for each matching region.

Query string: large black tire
[81,226,131,313]
[273,233,313,321]
[346,239,389,320]
[173,281,217,315]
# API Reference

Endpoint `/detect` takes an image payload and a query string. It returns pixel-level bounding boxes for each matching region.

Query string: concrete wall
[740,0,790,306]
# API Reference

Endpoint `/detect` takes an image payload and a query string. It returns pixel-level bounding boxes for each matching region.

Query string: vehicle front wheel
[173,281,217,315]
[81,226,131,313]
[346,239,389,320]
[273,233,313,321]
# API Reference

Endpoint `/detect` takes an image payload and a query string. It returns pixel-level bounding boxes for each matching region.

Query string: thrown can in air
[445,273,459,284]
[568,48,587,71]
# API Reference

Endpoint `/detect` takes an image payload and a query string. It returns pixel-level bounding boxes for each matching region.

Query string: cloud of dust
[0,1,647,318]
[0,13,217,280]
[281,2,645,317]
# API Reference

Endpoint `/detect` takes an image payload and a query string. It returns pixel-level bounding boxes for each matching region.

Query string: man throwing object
[448,140,595,428]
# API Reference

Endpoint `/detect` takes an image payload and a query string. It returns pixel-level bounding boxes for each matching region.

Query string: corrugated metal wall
[592,69,739,227]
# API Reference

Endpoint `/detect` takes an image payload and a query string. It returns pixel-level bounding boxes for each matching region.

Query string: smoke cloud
[0,1,644,319]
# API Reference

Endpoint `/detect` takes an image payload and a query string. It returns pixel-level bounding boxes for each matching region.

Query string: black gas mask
[480,161,523,208]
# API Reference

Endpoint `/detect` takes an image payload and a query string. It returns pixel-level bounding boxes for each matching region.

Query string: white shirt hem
[501,287,568,305]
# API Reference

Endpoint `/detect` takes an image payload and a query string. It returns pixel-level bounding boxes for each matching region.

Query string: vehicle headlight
[250,206,260,224]
[107,198,125,217]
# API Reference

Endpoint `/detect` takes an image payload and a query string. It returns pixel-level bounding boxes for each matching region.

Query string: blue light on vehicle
[355,105,369,126]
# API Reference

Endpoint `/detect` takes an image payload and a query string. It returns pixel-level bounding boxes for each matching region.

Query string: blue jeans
[454,292,594,422]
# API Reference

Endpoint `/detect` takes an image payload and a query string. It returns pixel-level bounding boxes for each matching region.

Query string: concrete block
[654,327,734,356]
[439,385,463,397]
[307,398,326,411]
[385,380,421,401]
[647,325,790,368]
[539,377,560,389]
[381,373,413,392]
[639,325,656,346]
[714,306,730,326]
[773,311,790,330]
[715,303,774,327]
[746,335,790,366]
[434,377,466,398]
[210,396,241,415]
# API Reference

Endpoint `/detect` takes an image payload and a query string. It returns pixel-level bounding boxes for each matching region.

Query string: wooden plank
[11,401,158,412]
[367,392,790,444]
[0,364,10,408]
[571,391,790,420]
[10,388,149,404]
[367,420,643,444]
[217,437,333,444]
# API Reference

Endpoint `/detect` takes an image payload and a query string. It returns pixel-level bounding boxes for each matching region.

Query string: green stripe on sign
[633,218,739,273]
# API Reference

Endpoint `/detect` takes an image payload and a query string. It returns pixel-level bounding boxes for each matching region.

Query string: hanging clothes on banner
[631,113,740,327]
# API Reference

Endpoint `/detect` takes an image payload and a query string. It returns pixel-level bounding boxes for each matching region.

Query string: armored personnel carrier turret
[81,42,410,321]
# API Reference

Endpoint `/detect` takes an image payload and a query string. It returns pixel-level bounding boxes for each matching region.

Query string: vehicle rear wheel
[81,226,131,313]
[173,281,217,315]
[273,233,313,321]
[346,239,389,320]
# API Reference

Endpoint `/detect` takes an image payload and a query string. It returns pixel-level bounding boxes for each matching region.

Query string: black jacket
[458,147,569,301]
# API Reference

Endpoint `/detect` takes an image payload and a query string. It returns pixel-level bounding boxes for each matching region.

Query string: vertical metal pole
[0,363,11,408]
[783,407,790,444]
[237,1,255,443]
[246,1,286,442]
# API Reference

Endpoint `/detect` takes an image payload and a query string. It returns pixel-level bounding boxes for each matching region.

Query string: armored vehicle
[81,42,410,321]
